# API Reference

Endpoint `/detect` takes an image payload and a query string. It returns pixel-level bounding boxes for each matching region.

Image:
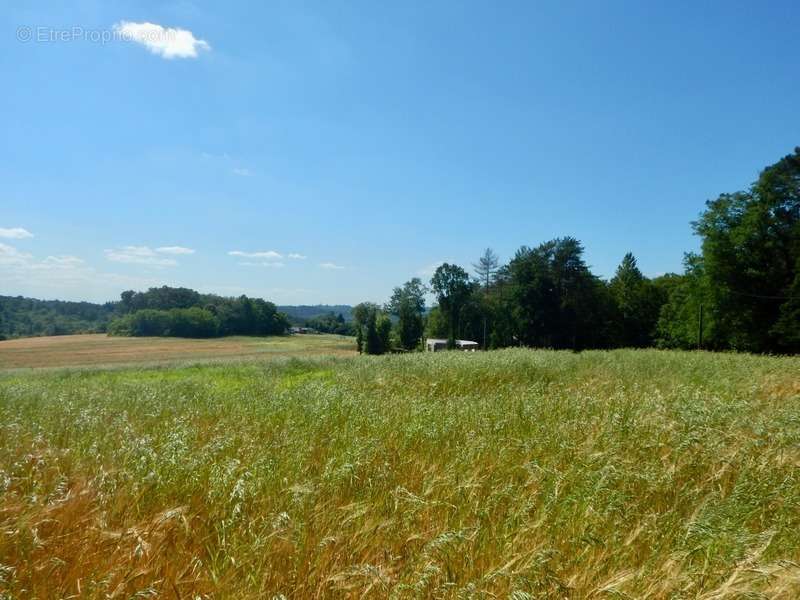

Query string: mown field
[0,333,356,369]
[1,348,799,598]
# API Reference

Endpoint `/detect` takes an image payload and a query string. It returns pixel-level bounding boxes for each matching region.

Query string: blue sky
[2,1,799,304]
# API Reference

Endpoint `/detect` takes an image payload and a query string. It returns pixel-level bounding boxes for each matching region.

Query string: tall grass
[1,349,799,598]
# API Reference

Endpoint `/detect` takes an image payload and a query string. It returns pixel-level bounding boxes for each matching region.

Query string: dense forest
[0,296,116,339]
[354,148,800,355]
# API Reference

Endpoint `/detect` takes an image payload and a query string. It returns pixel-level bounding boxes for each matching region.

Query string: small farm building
[425,338,480,352]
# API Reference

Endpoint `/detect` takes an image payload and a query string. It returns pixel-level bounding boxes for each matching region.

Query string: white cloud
[232,168,253,177]
[319,262,344,270]
[104,246,178,266]
[36,255,86,268]
[228,250,283,260]
[114,21,210,59]
[156,246,195,255]
[0,227,34,239]
[22,255,90,278]
[104,245,195,265]
[0,245,84,272]
[240,261,285,268]
[230,250,305,266]
[1,247,159,301]
[0,242,32,265]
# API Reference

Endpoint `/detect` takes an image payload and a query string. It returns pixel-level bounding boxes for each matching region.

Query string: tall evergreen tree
[472,248,500,347]
[472,248,500,288]
[609,253,664,347]
[352,302,374,354]
[353,302,390,354]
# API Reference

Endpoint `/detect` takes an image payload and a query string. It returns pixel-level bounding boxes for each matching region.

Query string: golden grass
[0,348,799,598]
[0,333,356,369]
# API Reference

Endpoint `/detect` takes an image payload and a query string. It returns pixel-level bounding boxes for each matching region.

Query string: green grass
[1,349,799,598]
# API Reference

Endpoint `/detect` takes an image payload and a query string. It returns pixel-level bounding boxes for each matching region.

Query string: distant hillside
[0,295,115,339]
[278,305,353,324]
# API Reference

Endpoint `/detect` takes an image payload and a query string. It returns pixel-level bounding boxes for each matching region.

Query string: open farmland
[0,333,356,370]
[1,349,799,598]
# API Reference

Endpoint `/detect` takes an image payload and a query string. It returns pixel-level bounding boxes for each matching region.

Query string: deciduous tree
[431,263,471,348]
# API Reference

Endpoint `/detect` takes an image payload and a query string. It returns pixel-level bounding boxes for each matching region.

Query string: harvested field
[0,333,356,369]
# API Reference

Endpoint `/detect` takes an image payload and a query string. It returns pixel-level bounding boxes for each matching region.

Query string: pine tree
[473,248,500,288]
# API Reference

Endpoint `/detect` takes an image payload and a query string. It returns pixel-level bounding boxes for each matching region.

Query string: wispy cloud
[104,245,185,266]
[287,253,307,260]
[22,254,89,276]
[0,244,83,271]
[201,152,230,160]
[0,227,34,239]
[239,261,286,268]
[232,167,253,177]
[35,255,86,268]
[156,246,195,255]
[1,245,158,301]
[113,21,210,59]
[228,250,283,260]
[319,262,344,270]
[0,242,32,265]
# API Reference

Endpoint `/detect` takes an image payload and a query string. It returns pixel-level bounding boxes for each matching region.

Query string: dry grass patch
[0,333,356,369]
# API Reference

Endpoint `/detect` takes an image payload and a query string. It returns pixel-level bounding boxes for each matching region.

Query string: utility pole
[697,303,704,350]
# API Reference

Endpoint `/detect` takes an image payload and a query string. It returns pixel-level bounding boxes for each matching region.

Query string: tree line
[3,147,797,351]
[302,311,354,335]
[279,304,354,324]
[0,290,295,340]
[353,147,800,354]
[0,296,116,340]
[107,287,290,338]
[0,289,339,340]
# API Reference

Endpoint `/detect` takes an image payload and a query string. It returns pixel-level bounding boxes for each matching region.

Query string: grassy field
[0,333,356,369]
[1,348,799,598]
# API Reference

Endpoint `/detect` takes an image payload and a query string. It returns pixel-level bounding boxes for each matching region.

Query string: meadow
[0,346,799,598]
